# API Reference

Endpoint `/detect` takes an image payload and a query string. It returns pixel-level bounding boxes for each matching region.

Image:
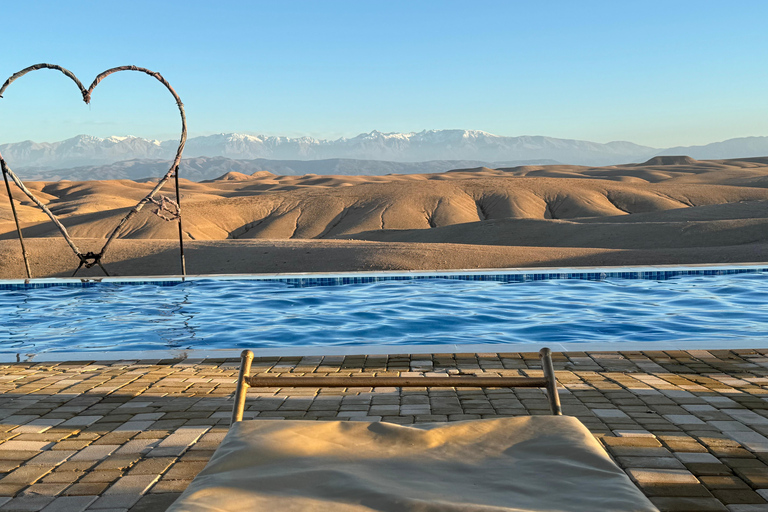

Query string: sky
[0,0,767,148]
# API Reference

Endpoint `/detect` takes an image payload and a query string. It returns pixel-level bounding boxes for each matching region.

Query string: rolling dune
[2,157,768,278]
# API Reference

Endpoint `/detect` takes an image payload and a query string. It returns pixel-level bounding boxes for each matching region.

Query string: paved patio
[2,349,768,512]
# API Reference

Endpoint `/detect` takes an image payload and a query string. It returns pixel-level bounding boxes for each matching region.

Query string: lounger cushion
[168,416,658,512]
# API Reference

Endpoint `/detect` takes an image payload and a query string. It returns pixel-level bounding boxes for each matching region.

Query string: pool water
[1,270,767,356]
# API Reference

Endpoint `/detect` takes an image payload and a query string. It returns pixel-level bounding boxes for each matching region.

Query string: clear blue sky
[1,0,766,148]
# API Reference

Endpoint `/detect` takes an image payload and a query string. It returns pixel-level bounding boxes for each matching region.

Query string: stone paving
[2,350,768,511]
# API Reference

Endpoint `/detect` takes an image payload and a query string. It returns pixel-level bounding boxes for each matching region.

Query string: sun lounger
[168,348,658,512]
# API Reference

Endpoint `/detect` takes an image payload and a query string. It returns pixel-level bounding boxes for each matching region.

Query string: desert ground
[2,155,768,278]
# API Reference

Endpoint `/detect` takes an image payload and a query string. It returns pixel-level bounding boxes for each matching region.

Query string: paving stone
[21,482,69,497]
[665,415,707,425]
[0,450,42,463]
[148,480,189,494]
[726,431,768,453]
[53,441,93,452]
[734,466,768,488]
[710,488,766,505]
[607,445,674,457]
[103,475,160,496]
[93,434,135,447]
[711,421,757,433]
[602,436,663,448]
[39,495,98,512]
[649,496,728,511]
[162,461,206,480]
[0,483,27,497]
[79,470,122,484]
[0,440,54,451]
[69,445,120,462]
[11,419,63,434]
[88,475,160,509]
[0,495,55,511]
[58,417,102,428]
[627,468,700,485]
[127,492,180,511]
[56,461,97,473]
[701,476,752,490]
[127,458,175,476]
[626,468,712,497]
[113,440,159,456]
[28,450,77,466]
[113,422,155,433]
[723,459,766,469]
[62,483,109,496]
[723,410,768,426]
[684,463,734,476]
[0,416,39,430]
[146,427,210,457]
[134,431,170,440]
[617,456,686,469]
[95,455,141,471]
[42,471,86,485]
[0,465,54,485]
[710,445,757,459]
[0,460,23,472]
[613,429,655,437]
[677,452,723,464]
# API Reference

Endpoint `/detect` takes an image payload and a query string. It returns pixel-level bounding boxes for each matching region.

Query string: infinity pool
[1,267,767,358]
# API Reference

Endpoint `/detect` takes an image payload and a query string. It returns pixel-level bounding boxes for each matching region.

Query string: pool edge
[2,261,768,289]
[4,339,768,363]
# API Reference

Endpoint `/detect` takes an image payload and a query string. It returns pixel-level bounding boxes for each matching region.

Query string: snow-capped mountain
[0,130,659,170]
[2,129,767,172]
[0,135,168,171]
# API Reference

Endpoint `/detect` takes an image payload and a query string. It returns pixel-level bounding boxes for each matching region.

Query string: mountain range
[2,130,768,181]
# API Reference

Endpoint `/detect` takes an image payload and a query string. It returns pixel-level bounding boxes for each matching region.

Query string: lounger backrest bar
[231,347,562,424]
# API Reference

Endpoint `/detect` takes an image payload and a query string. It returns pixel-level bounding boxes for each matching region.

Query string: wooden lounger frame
[231,347,561,424]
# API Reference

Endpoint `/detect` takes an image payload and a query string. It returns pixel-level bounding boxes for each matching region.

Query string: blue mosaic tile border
[274,267,768,288]
[1,266,767,291]
[0,280,183,291]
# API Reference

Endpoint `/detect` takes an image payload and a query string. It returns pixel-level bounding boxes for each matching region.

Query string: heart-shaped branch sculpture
[0,63,187,278]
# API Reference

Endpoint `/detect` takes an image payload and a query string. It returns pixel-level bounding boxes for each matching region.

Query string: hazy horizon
[4,128,768,150]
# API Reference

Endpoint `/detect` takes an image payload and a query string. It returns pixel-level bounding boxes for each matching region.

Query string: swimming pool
[2,265,768,361]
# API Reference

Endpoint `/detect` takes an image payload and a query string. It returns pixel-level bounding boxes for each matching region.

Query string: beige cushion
[169,416,658,512]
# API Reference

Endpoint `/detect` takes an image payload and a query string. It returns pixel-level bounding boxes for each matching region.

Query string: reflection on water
[152,287,196,348]
[1,273,767,354]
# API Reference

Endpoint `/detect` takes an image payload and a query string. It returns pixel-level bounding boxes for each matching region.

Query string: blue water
[1,272,767,354]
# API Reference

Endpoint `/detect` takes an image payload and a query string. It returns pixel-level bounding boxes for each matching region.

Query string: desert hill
[2,157,768,278]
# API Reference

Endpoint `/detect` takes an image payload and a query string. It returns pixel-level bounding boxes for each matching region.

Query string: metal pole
[2,160,31,279]
[231,350,254,425]
[174,165,186,278]
[539,347,562,415]
[246,375,550,389]
[231,349,562,423]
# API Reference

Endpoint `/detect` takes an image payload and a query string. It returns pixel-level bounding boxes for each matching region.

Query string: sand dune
[2,157,768,278]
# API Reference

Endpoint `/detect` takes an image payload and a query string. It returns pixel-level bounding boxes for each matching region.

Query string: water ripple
[1,273,768,354]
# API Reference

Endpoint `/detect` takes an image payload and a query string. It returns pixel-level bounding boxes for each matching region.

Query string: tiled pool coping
[1,262,767,290]
[3,338,768,364]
